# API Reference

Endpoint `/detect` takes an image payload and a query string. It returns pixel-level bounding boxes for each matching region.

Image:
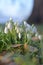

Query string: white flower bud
[32,26,37,33]
[4,27,8,34]
[9,17,12,21]
[24,21,27,25]
[27,34,31,39]
[15,26,19,33]
[16,29,19,33]
[24,21,31,31]
[15,26,17,30]
[7,22,12,30]
[18,33,21,39]
[35,33,38,37]
[38,35,42,40]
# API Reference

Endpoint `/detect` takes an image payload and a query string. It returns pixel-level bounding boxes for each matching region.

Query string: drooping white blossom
[4,26,8,34]
[15,26,19,33]
[27,34,31,39]
[9,17,12,21]
[15,26,17,30]
[24,21,31,28]
[38,35,42,40]
[32,26,37,33]
[7,21,12,30]
[24,21,32,32]
[16,28,19,33]
[24,21,27,25]
[18,33,21,39]
[35,32,38,37]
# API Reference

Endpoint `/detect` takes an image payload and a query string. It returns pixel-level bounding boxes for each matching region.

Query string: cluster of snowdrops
[0,18,42,52]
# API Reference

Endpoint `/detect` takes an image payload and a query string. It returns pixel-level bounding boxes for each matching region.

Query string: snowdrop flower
[27,34,31,39]
[14,22,18,25]
[4,26,8,34]
[24,21,32,32]
[26,24,32,32]
[15,26,17,30]
[32,26,37,33]
[14,22,19,27]
[15,26,19,33]
[26,26,31,32]
[9,17,12,21]
[32,24,34,27]
[18,33,21,39]
[35,32,38,37]
[7,22,12,30]
[38,35,42,40]
[24,21,27,25]
[16,28,19,33]
[27,24,31,28]
[24,21,31,28]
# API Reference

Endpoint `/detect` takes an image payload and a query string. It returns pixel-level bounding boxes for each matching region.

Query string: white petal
[35,32,38,37]
[17,29,19,33]
[24,21,27,25]
[32,26,37,33]
[38,35,42,40]
[27,34,31,39]
[7,22,12,30]
[4,27,8,34]
[18,33,21,39]
[9,17,12,21]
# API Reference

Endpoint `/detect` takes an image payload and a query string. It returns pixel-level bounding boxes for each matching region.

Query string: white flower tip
[17,29,19,33]
[32,24,34,27]
[9,17,12,21]
[38,35,42,40]
[35,33,38,37]
[32,26,37,33]
[24,21,27,25]
[7,22,12,30]
[18,33,21,39]
[4,27,8,34]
